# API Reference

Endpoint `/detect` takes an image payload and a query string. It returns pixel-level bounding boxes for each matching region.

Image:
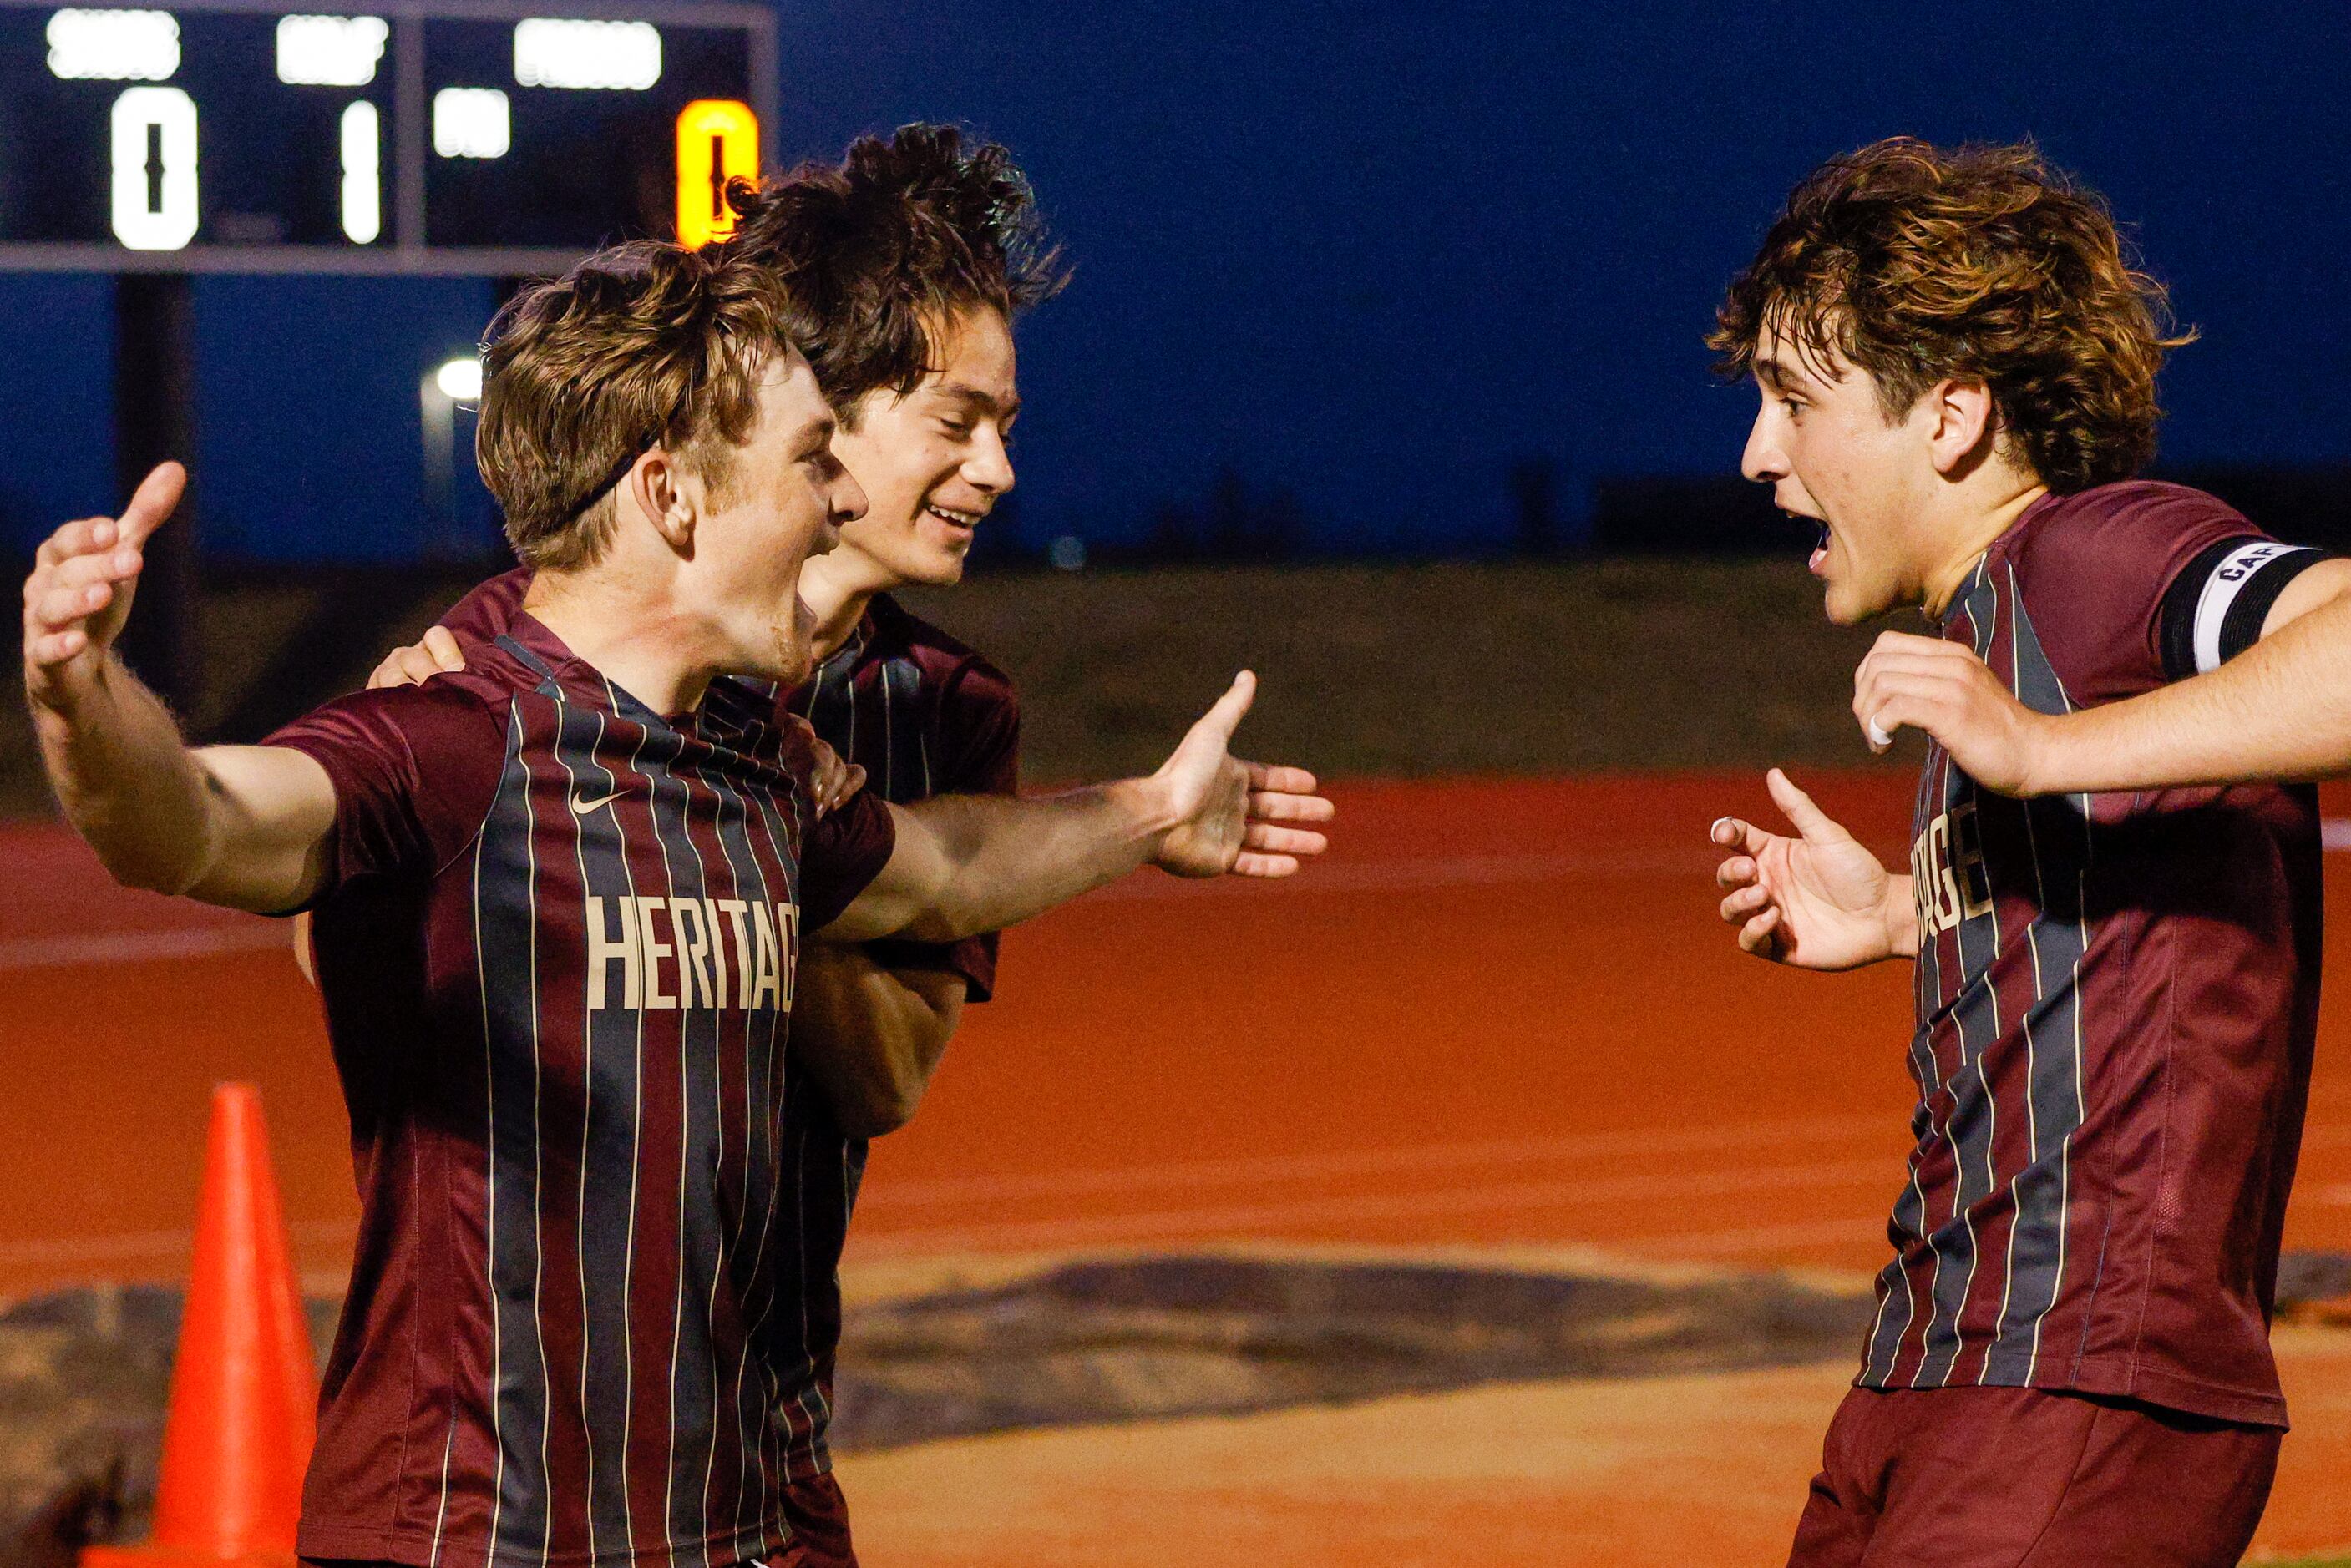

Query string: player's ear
[1926,377,1998,478]
[626,448,697,554]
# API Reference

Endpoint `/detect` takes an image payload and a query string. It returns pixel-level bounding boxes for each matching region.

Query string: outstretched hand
[1853,630,2050,797]
[1710,768,1911,969]
[22,463,185,714]
[1150,671,1335,878]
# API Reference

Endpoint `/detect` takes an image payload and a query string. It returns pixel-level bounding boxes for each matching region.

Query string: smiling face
[1739,316,1952,625]
[826,306,1020,588]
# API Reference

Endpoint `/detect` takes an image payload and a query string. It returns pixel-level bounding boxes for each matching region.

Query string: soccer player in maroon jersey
[1703,140,2333,1566]
[377,127,1057,1141]
[352,130,1061,1560]
[21,240,1330,1568]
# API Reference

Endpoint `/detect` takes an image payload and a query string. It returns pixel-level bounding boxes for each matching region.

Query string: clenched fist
[1852,631,2052,797]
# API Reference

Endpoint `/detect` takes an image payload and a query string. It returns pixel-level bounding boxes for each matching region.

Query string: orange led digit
[674,99,758,249]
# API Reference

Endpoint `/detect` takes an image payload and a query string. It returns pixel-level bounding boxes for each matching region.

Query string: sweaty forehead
[1755,311,1852,389]
[931,307,1018,388]
[757,351,833,435]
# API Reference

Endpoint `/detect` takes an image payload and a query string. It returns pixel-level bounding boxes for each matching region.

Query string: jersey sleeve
[935,658,1022,797]
[864,656,1023,1001]
[799,787,897,933]
[2011,486,2280,707]
[261,682,508,904]
[438,566,534,648]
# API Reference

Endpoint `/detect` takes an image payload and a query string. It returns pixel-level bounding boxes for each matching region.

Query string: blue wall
[193,276,496,559]
[0,274,114,541]
[4,2,2346,560]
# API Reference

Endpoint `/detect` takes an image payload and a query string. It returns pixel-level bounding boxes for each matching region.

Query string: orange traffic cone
[84,1084,318,1568]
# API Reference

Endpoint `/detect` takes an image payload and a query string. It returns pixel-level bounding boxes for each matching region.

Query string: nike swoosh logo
[570,789,626,816]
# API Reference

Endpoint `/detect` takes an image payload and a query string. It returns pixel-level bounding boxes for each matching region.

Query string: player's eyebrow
[934,381,1021,423]
[1755,356,1809,393]
[792,414,838,458]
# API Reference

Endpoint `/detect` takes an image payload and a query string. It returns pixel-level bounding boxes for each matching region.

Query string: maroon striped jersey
[443,570,1021,998]
[264,611,896,1567]
[1868,481,2323,1426]
[424,569,1021,1555]
[785,589,1020,996]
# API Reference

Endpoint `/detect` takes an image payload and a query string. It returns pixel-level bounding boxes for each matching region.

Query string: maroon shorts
[1789,1385,2279,1568]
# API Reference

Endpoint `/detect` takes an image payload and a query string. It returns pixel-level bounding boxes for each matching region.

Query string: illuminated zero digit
[109,84,199,250]
[674,99,757,249]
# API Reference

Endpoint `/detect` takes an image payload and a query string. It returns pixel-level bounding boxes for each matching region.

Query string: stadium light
[339,101,380,244]
[422,356,482,554]
[513,18,660,90]
[434,356,482,402]
[276,14,389,87]
[433,88,509,159]
[48,8,180,81]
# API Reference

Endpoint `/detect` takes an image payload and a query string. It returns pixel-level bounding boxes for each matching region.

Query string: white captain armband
[2158,538,2335,681]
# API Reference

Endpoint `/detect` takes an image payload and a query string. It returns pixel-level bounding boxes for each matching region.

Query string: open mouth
[925,503,983,534]
[1807,522,1831,574]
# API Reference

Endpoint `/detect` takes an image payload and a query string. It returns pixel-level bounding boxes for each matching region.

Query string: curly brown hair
[1708,138,2192,493]
[477,240,813,570]
[715,123,1067,419]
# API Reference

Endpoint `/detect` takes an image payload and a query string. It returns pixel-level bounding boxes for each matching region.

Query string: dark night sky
[3,1,2345,560]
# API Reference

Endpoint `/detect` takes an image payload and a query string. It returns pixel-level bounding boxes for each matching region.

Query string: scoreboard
[0,0,777,273]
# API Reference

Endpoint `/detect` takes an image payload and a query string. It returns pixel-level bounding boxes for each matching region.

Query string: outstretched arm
[23,463,337,912]
[1710,768,1916,970]
[788,944,965,1138]
[824,671,1332,942]
[1852,559,2351,795]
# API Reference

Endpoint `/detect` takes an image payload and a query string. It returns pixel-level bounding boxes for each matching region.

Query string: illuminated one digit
[340,100,381,243]
[674,99,757,249]
[110,85,199,250]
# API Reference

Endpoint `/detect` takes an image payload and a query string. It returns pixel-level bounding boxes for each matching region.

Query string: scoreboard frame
[0,0,778,275]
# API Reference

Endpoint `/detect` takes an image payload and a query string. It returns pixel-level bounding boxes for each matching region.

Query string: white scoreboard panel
[0,0,776,273]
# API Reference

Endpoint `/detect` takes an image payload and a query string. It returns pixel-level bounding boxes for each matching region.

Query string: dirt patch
[830,1253,1872,1450]
[2281,1252,2351,1327]
[0,1252,1864,1535]
[0,1284,342,1541]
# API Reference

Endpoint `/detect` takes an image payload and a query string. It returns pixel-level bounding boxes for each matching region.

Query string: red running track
[7,772,2351,1297]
